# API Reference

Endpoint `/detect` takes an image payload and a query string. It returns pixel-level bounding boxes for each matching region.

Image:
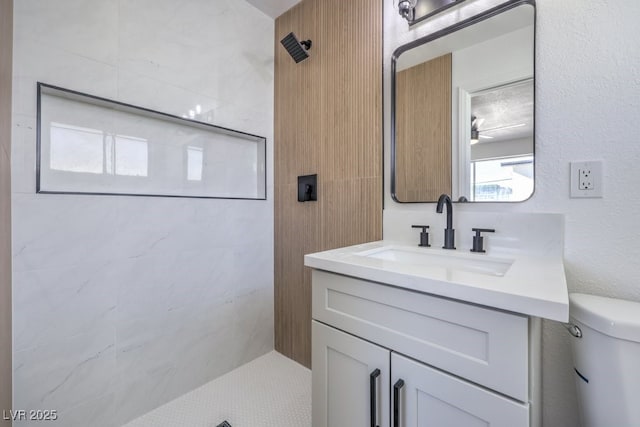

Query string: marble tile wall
[11,1,274,426]
[1,0,13,421]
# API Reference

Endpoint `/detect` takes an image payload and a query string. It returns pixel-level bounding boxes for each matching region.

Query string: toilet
[568,293,640,427]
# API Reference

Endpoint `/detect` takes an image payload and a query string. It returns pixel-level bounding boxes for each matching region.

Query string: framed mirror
[391,0,535,203]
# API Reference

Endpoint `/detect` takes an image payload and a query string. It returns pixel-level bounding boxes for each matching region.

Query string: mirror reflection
[392,3,535,202]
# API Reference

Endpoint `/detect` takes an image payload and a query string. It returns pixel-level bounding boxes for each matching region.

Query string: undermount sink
[304,237,569,322]
[355,245,514,277]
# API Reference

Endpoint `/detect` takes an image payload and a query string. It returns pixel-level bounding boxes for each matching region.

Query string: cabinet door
[312,321,391,427]
[391,353,529,427]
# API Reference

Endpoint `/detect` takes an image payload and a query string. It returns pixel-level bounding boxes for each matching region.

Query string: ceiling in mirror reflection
[471,79,533,143]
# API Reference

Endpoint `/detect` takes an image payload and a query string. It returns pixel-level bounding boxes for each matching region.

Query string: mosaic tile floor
[124,351,311,427]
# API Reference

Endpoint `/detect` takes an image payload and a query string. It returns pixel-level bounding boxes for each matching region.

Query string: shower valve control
[297,174,317,202]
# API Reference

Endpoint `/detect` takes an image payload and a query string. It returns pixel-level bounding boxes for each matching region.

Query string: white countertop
[304,240,569,322]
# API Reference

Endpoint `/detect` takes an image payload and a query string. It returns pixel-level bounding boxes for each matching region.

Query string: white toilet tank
[568,293,640,427]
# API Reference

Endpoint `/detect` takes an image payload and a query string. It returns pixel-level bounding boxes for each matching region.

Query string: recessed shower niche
[37,83,267,199]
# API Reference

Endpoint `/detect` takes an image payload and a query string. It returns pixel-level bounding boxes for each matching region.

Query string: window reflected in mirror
[471,155,533,201]
[468,79,533,201]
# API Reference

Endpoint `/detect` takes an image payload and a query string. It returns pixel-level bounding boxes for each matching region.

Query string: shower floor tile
[123,351,311,427]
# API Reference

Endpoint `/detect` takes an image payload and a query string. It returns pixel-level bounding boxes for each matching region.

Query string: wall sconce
[397,0,417,22]
[398,0,467,25]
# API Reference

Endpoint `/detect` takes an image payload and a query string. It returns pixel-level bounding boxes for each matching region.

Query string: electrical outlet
[579,168,593,190]
[571,161,603,198]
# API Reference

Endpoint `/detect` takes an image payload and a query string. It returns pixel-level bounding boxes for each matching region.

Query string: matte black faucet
[436,194,456,249]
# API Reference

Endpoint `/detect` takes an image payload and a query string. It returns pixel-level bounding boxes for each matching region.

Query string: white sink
[304,240,569,322]
[355,245,513,277]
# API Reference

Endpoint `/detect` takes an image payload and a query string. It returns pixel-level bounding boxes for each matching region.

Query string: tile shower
[10,0,275,425]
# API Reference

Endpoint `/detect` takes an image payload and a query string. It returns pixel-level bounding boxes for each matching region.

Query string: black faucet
[436,194,456,249]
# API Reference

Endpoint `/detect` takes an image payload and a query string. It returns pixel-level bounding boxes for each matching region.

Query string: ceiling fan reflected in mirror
[471,115,526,145]
[470,116,482,145]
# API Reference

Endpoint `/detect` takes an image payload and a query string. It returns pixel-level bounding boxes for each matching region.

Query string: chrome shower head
[280,32,312,63]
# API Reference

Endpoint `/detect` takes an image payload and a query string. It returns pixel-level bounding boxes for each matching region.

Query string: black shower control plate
[298,174,318,202]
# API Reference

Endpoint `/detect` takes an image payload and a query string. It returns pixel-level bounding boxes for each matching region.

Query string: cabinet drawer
[312,270,529,401]
[392,353,529,427]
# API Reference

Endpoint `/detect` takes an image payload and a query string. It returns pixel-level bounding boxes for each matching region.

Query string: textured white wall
[11,1,274,425]
[384,1,640,426]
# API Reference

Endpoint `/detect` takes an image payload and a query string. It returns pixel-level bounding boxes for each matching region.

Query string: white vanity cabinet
[311,270,537,427]
[312,321,391,427]
[391,353,529,427]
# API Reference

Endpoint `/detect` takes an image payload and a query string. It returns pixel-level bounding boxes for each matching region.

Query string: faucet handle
[471,228,495,253]
[411,225,431,247]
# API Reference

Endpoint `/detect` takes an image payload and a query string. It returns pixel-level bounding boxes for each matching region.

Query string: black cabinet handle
[370,369,381,427]
[393,379,405,427]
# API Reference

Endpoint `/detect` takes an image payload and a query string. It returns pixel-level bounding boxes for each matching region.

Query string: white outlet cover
[570,160,603,198]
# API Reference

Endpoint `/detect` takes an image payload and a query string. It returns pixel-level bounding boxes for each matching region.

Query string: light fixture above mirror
[397,0,417,22]
[396,0,467,25]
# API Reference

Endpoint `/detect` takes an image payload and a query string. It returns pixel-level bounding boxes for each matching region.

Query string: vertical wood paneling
[395,54,451,201]
[319,0,382,182]
[321,178,382,250]
[274,0,323,366]
[274,0,322,189]
[0,0,12,420]
[275,0,382,367]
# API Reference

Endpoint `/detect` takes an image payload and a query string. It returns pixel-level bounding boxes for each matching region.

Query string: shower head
[280,32,312,63]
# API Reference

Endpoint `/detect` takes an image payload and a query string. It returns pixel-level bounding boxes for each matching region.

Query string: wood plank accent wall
[395,54,452,202]
[274,0,382,368]
[0,0,12,420]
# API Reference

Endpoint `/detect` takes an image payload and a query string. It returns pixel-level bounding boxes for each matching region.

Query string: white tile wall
[11,1,274,425]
